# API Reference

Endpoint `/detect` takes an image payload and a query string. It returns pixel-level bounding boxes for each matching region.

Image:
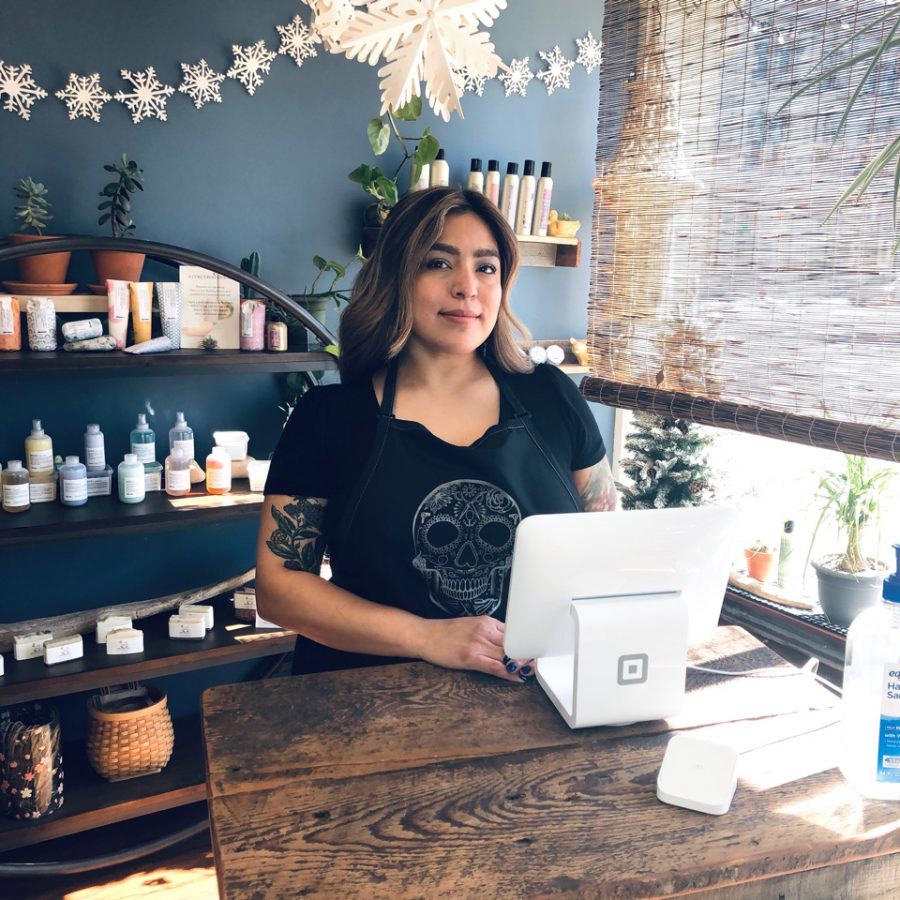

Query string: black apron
[293,360,582,674]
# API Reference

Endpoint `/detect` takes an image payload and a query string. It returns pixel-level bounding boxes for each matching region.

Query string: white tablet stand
[534,590,689,729]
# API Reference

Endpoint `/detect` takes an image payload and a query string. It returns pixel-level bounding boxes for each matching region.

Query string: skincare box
[168,614,207,640]
[233,587,256,622]
[178,603,213,630]
[96,615,133,644]
[29,471,58,504]
[105,628,144,655]
[144,460,163,493]
[43,634,84,666]
[14,631,53,661]
[86,465,114,498]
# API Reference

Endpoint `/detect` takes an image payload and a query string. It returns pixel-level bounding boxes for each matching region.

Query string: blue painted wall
[0,1,610,728]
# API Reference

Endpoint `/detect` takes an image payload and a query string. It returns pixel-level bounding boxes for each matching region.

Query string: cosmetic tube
[106,280,130,349]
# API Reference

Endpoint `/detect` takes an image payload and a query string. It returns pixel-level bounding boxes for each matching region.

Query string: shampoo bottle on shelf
[117,453,146,504]
[165,447,192,498]
[206,446,232,495]
[130,413,156,463]
[531,162,554,237]
[168,411,195,461]
[466,158,484,194]
[429,149,449,187]
[25,419,54,475]
[484,159,501,205]
[59,456,88,507]
[840,544,900,800]
[2,460,30,513]
[777,520,794,588]
[515,160,537,236]
[500,163,520,229]
[84,423,106,473]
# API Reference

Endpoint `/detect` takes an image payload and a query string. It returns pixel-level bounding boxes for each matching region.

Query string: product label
[0,298,13,335]
[122,476,144,499]
[877,664,900,782]
[3,482,29,507]
[172,438,194,460]
[208,467,230,490]
[29,480,56,503]
[166,468,191,492]
[86,474,111,497]
[137,290,151,321]
[63,319,102,342]
[131,441,156,463]
[233,589,257,610]
[113,291,129,319]
[62,478,88,503]
[86,446,106,469]
[144,471,162,492]
[27,449,53,473]
[241,304,254,337]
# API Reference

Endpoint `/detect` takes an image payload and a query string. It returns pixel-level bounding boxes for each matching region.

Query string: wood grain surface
[202,627,900,898]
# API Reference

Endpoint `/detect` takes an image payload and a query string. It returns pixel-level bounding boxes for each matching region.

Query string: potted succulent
[744,540,777,583]
[92,154,145,287]
[808,454,896,627]
[8,177,72,287]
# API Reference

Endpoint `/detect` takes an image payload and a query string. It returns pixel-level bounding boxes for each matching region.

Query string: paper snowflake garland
[277,14,321,67]
[318,0,507,122]
[55,73,111,122]
[576,31,602,74]
[179,59,225,108]
[537,46,574,94]
[0,60,48,120]
[499,57,533,97]
[458,67,489,96]
[227,41,277,95]
[114,67,175,123]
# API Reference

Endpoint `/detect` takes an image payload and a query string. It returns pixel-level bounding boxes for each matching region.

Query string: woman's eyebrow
[429,242,499,259]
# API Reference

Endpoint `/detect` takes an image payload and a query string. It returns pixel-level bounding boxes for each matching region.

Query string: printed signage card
[178,266,240,349]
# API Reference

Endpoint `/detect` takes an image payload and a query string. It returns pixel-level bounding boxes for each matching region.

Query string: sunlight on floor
[64,859,218,900]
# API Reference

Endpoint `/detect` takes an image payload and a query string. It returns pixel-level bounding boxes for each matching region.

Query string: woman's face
[406,211,503,359]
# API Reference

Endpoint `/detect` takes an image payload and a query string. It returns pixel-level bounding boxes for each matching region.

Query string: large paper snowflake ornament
[277,14,321,66]
[227,41,278,95]
[576,31,603,74]
[458,67,489,96]
[310,0,507,122]
[537,46,575,94]
[0,60,48,120]
[498,57,533,97]
[179,59,226,108]
[114,67,175,122]
[55,73,111,122]
[305,0,364,51]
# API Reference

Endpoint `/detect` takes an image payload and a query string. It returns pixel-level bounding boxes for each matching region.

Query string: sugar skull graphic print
[411,479,522,616]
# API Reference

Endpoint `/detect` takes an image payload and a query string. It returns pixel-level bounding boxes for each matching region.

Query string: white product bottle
[169,411,195,462]
[466,158,484,194]
[25,419,54,474]
[840,544,900,800]
[165,447,192,497]
[429,149,449,187]
[117,453,146,504]
[515,160,537,236]
[500,162,520,229]
[84,423,106,473]
[484,160,501,205]
[531,161,554,237]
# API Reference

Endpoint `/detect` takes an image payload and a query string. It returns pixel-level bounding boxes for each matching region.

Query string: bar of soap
[62,335,117,352]
[44,634,84,665]
[179,603,213,629]
[96,615,133,644]
[169,614,207,640]
[14,631,53,660]
[106,627,144,655]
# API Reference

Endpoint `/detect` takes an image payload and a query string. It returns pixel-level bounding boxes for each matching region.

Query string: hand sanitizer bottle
[168,411,195,462]
[840,544,900,799]
[130,413,156,463]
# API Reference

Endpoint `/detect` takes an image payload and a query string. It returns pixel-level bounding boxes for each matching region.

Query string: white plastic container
[213,431,249,460]
[247,459,271,492]
[840,544,900,800]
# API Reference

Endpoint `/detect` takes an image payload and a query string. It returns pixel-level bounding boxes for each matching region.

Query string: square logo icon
[617,653,648,685]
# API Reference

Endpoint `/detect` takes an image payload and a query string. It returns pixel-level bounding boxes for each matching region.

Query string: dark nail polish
[502,655,510,664]
[520,665,532,675]
[506,661,518,673]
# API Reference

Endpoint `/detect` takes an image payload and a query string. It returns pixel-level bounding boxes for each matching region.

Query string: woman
[256,187,617,684]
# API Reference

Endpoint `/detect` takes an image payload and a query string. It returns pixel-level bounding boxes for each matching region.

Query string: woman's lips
[440,309,479,321]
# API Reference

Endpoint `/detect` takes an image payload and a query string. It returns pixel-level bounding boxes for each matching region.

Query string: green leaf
[324,343,340,357]
[367,119,390,156]
[103,184,117,196]
[348,164,374,186]
[313,255,327,270]
[825,133,900,221]
[98,213,111,226]
[393,96,422,121]
[416,134,440,166]
[376,176,398,207]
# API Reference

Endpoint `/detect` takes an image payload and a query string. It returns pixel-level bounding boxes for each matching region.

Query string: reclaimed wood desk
[202,627,900,898]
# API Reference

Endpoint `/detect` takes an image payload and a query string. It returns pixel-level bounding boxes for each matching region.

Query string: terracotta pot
[7,233,71,284]
[744,548,776,582]
[91,248,145,284]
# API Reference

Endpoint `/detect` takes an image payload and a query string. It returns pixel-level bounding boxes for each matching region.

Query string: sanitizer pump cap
[135,414,148,430]
[884,544,900,604]
[31,419,44,436]
[176,411,186,424]
[124,453,138,465]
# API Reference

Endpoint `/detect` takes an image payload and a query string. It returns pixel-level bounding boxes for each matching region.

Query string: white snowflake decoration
[458,67,489,96]
[55,73,111,122]
[277,14,321,67]
[227,41,277,95]
[305,0,363,51]
[498,57,533,97]
[0,60,48,120]
[314,0,507,122]
[179,59,226,108]
[114,67,175,123]
[576,31,603,74]
[537,46,575,95]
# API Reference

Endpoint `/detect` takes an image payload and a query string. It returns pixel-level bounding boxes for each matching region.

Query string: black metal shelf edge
[0,348,337,375]
[0,481,263,546]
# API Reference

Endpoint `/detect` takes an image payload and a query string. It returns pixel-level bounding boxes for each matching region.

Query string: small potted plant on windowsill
[744,540,777,582]
[92,154,145,288]
[807,453,896,628]
[7,177,72,288]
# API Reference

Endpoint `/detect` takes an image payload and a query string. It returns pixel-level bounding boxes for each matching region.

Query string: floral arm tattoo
[266,497,327,573]
[577,458,618,512]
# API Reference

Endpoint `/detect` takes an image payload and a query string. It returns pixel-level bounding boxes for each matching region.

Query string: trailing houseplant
[92,153,146,286]
[8,177,71,285]
[807,453,896,626]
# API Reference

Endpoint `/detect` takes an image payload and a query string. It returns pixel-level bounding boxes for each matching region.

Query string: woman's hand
[418,615,534,684]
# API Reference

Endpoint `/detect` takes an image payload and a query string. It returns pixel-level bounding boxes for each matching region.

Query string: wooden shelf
[0,715,208,852]
[0,347,337,376]
[0,593,294,705]
[0,480,264,547]
[517,234,581,268]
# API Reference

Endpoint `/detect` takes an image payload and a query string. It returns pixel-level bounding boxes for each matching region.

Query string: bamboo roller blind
[584,0,900,462]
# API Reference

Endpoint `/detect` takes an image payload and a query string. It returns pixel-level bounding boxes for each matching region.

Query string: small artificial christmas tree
[619,411,715,510]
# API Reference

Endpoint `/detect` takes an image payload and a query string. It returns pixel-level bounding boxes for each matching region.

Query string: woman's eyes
[424,258,498,275]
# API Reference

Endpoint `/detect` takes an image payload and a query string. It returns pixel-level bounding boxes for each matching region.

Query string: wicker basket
[86,685,174,782]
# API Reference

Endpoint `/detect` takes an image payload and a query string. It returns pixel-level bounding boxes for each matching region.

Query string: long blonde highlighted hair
[338,187,532,384]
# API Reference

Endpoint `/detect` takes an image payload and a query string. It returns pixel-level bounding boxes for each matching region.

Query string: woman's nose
[452,268,477,298]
